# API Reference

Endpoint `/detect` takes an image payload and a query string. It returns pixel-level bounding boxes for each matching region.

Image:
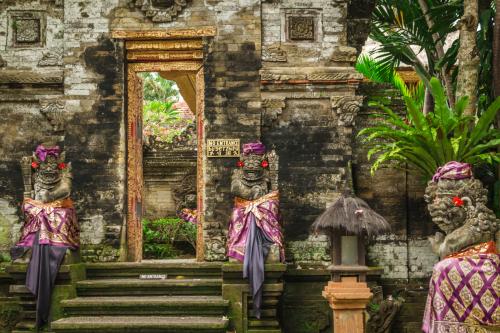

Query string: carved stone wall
[0,0,439,284]
[353,83,439,282]
[143,148,196,220]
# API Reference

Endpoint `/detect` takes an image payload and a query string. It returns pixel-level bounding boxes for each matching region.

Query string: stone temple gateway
[0,0,442,332]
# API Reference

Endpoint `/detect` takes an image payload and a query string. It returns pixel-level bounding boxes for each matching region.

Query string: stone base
[322,277,372,333]
[222,263,286,333]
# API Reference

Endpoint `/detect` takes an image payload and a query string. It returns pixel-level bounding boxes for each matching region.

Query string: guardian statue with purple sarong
[227,142,284,318]
[422,161,499,332]
[11,143,80,328]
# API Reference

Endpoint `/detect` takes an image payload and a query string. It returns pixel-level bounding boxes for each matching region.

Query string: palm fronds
[358,77,500,180]
[355,55,425,110]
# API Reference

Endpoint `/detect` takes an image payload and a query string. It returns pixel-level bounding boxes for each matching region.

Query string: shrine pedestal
[222,263,286,333]
[322,276,372,333]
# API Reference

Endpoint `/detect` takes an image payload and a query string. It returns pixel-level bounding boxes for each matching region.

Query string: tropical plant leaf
[359,78,500,181]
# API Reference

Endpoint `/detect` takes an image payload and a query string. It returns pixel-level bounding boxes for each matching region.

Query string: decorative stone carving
[260,69,364,83]
[424,177,498,258]
[9,11,46,48]
[331,96,363,126]
[204,232,226,261]
[15,19,40,43]
[366,297,402,333]
[262,98,285,125]
[38,51,63,67]
[262,45,287,62]
[330,46,358,63]
[288,16,315,41]
[130,0,190,22]
[144,123,196,152]
[173,171,197,215]
[40,99,66,132]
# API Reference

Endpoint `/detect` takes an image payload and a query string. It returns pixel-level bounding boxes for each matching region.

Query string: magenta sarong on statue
[17,198,80,249]
[227,191,284,262]
[227,190,284,319]
[422,253,500,333]
[12,198,79,328]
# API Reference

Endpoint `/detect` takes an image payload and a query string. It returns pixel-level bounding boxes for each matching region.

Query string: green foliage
[140,72,179,103]
[140,72,194,144]
[355,54,425,110]
[358,77,500,181]
[369,0,495,111]
[142,217,197,259]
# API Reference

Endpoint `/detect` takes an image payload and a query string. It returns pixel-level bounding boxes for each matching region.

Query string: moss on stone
[0,300,22,331]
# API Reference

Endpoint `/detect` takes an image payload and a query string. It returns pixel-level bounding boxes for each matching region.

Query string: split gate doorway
[125,38,205,262]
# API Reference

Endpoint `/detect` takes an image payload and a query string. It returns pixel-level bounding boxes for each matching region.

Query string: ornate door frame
[126,58,204,262]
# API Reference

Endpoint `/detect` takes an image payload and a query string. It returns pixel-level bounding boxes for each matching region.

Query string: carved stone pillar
[322,276,372,333]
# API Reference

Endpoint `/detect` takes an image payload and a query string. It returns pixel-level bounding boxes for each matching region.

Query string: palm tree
[369,0,458,113]
[369,0,495,115]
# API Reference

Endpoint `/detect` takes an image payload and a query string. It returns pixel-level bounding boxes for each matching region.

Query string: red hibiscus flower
[452,196,464,207]
[236,160,244,168]
[261,160,269,168]
[31,162,39,169]
[57,162,67,170]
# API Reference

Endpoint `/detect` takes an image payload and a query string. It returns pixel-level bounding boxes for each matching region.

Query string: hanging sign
[207,139,240,158]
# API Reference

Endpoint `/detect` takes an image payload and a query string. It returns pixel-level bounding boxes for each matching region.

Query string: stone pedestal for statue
[322,276,372,333]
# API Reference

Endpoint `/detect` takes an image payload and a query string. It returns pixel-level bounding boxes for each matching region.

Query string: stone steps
[50,262,229,333]
[76,278,222,296]
[85,261,222,279]
[51,316,229,333]
[62,295,229,316]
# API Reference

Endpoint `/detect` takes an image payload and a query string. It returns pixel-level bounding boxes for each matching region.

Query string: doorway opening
[125,41,205,262]
[141,72,197,260]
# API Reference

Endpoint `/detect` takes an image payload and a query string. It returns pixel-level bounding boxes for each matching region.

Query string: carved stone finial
[331,96,363,127]
[40,99,66,132]
[130,0,189,22]
[262,45,287,62]
[38,51,63,67]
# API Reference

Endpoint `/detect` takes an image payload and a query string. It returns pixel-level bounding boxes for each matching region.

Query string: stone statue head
[424,178,488,234]
[28,143,72,202]
[239,142,268,182]
[33,144,66,182]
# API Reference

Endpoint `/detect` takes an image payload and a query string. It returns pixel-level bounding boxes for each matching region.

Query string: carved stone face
[36,155,61,185]
[426,188,466,232]
[242,153,265,181]
[424,178,488,234]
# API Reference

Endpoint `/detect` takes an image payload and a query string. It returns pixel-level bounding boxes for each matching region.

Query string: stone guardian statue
[227,141,284,319]
[11,143,80,328]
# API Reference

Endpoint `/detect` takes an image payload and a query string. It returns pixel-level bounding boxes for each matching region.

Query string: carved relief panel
[282,9,322,43]
[8,11,46,48]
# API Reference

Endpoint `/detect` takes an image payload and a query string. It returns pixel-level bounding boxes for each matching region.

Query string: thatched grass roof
[311,195,391,237]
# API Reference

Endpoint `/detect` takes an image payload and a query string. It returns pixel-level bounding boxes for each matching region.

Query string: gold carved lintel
[127,50,204,62]
[112,27,216,40]
[126,39,203,51]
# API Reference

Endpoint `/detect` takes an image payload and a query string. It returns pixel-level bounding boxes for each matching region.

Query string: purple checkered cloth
[422,253,500,332]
